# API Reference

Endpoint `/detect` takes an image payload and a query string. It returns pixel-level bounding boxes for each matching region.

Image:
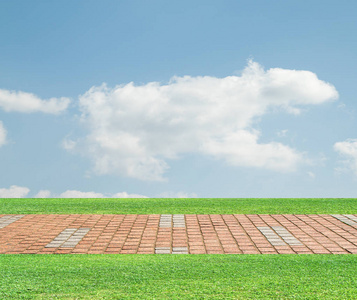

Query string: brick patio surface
[1,214,357,254]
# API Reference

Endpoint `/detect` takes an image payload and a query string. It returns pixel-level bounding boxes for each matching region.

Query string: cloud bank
[334,139,357,176]
[0,89,70,114]
[0,121,6,147]
[0,186,148,198]
[0,187,198,198]
[34,189,148,198]
[0,185,30,198]
[66,60,338,181]
[56,190,147,198]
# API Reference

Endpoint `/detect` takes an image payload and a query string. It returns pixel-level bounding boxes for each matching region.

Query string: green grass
[1,254,357,299]
[1,197,357,214]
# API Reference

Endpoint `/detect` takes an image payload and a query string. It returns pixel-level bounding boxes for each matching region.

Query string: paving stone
[0,215,25,229]
[257,227,287,247]
[172,247,188,251]
[155,248,171,254]
[2,214,357,255]
[331,215,357,227]
[159,214,173,228]
[159,214,186,229]
[45,228,90,248]
[61,243,78,247]
[271,226,302,246]
[344,215,357,222]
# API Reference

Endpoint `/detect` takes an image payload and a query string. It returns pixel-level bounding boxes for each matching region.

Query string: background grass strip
[1,198,357,214]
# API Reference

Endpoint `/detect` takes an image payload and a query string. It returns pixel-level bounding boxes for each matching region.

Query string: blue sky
[0,0,356,198]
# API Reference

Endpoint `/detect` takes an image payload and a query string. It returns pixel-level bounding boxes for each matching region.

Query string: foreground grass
[1,198,357,214]
[1,254,357,299]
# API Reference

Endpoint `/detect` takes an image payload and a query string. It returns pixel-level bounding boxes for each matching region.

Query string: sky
[0,0,357,198]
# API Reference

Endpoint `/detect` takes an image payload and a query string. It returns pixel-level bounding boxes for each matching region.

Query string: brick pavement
[1,214,357,254]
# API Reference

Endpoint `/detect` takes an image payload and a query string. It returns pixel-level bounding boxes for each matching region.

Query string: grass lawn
[2,254,357,299]
[1,198,357,299]
[1,197,357,214]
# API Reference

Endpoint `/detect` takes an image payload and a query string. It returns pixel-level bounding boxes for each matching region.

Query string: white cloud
[0,121,6,147]
[33,190,52,198]
[307,171,316,179]
[67,60,338,181]
[112,192,148,198]
[0,185,30,198]
[0,89,70,114]
[334,139,357,176]
[203,130,304,172]
[3,186,149,198]
[58,190,106,198]
[33,189,148,198]
[62,138,76,150]
[157,191,198,198]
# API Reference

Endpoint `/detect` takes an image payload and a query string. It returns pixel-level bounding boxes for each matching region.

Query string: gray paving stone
[67,239,81,242]
[159,214,174,228]
[271,226,302,246]
[172,247,188,254]
[172,215,186,228]
[258,227,286,246]
[46,243,62,247]
[45,228,90,248]
[155,249,171,254]
[331,215,357,227]
[0,215,25,229]
[344,215,357,221]
[63,229,77,233]
[159,214,186,229]
[172,247,188,251]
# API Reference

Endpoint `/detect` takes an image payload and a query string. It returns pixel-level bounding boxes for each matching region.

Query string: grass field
[1,197,357,214]
[1,198,357,299]
[2,254,357,299]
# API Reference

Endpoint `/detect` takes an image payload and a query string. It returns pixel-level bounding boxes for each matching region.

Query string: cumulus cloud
[307,171,316,179]
[0,121,6,147]
[59,190,105,198]
[34,189,148,198]
[157,191,198,198]
[66,60,338,181]
[334,139,357,176]
[0,185,30,198]
[0,89,70,114]
[33,190,52,198]
[112,192,149,198]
